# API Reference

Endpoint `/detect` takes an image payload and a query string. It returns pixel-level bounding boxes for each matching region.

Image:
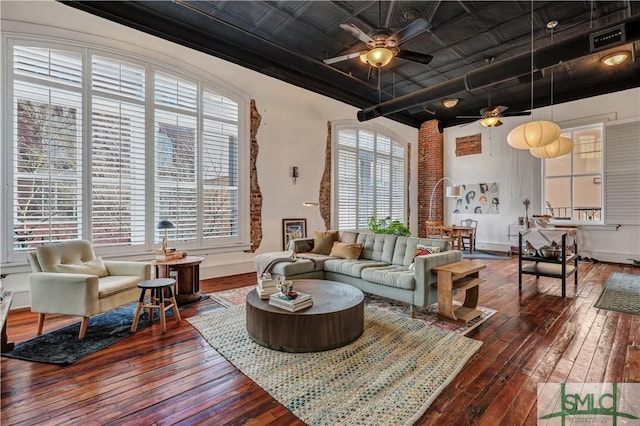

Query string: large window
[334,125,407,231]
[543,124,603,222]
[5,40,246,262]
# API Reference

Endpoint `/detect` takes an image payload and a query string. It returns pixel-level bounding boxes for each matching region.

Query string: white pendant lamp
[507,120,561,149]
[530,136,575,158]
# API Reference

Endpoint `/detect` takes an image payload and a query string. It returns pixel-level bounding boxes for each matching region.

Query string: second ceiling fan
[323,17,434,69]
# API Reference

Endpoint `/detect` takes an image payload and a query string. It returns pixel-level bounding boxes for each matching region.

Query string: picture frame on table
[282,218,307,250]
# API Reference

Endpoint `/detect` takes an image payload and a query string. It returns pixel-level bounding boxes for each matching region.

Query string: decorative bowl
[539,245,562,258]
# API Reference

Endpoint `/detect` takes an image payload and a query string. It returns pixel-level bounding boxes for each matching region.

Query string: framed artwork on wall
[452,182,501,215]
[282,218,307,250]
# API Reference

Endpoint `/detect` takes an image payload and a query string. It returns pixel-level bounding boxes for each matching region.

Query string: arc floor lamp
[428,177,462,221]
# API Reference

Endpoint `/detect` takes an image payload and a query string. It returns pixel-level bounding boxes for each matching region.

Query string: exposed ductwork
[357,15,640,122]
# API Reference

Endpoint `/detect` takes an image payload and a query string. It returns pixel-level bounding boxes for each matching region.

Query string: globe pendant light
[507,7,561,150]
[507,120,560,149]
[530,136,575,158]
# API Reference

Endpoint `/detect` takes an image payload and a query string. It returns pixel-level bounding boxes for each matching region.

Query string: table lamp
[157,220,176,253]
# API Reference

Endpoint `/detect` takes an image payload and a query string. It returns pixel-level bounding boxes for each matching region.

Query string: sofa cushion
[269,258,316,276]
[338,231,359,244]
[35,240,96,273]
[295,253,336,270]
[356,233,397,263]
[323,259,389,278]
[361,265,415,290]
[57,257,109,277]
[98,275,142,298]
[394,237,451,267]
[329,242,363,260]
[311,230,339,255]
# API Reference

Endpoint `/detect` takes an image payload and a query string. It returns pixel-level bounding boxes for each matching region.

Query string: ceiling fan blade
[456,115,483,119]
[391,18,432,45]
[503,111,532,116]
[323,51,365,65]
[494,105,509,115]
[339,23,374,44]
[396,50,433,65]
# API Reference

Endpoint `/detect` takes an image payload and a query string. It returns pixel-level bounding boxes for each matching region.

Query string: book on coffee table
[269,291,313,312]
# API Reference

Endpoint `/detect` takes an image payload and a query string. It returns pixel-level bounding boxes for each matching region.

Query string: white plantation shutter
[336,126,407,231]
[6,39,245,260]
[604,121,640,225]
[12,47,83,251]
[91,56,146,247]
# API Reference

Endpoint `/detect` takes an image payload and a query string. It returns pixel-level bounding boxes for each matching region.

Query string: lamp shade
[507,121,561,149]
[446,186,462,198]
[530,136,575,159]
[366,47,394,68]
[157,220,176,230]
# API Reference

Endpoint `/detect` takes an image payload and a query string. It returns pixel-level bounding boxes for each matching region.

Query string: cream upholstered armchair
[27,240,151,339]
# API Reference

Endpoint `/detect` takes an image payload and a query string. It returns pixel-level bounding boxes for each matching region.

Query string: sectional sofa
[254,231,463,314]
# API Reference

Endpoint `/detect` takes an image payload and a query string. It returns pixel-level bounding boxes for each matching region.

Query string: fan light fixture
[601,51,630,66]
[530,136,575,159]
[481,116,501,127]
[363,47,395,68]
[442,98,459,108]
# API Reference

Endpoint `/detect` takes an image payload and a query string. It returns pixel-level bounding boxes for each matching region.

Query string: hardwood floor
[1,258,638,425]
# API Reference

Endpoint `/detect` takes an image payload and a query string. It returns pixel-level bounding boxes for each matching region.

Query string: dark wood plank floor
[2,258,638,425]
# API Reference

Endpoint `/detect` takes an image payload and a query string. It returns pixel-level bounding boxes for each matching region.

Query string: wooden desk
[155,256,204,305]
[432,261,486,323]
[442,225,475,250]
[1,291,14,352]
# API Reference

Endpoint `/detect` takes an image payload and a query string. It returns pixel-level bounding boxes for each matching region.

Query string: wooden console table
[432,261,486,323]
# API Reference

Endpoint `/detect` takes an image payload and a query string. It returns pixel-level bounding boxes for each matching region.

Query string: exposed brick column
[318,121,331,230]
[418,120,443,237]
[247,99,263,252]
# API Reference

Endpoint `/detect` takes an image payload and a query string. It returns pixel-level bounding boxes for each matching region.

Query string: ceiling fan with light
[457,105,531,127]
[323,17,434,69]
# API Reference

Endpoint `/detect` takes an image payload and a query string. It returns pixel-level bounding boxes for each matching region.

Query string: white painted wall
[1,0,418,307]
[443,88,640,263]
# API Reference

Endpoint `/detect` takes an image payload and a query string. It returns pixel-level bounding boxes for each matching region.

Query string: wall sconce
[291,166,299,184]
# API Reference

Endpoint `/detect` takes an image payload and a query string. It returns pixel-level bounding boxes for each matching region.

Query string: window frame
[542,122,604,224]
[2,35,250,265]
[332,121,408,232]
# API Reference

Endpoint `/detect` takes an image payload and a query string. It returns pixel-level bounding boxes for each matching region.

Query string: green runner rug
[594,272,640,315]
[188,304,482,425]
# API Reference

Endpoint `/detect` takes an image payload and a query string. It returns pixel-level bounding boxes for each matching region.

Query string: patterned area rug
[594,272,640,315]
[210,285,496,335]
[2,296,209,364]
[188,304,482,425]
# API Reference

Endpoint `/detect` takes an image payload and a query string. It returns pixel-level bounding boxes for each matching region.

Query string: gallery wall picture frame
[282,218,307,250]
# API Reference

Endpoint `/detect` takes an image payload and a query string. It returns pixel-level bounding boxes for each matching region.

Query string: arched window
[333,123,408,231]
[4,38,247,262]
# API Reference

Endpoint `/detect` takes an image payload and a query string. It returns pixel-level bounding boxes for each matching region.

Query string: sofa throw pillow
[408,246,441,270]
[329,242,363,260]
[311,230,339,255]
[57,257,109,277]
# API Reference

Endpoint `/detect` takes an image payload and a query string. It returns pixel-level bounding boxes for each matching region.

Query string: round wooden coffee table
[245,279,364,353]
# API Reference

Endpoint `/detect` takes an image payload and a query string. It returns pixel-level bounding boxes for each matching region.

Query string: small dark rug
[2,296,208,365]
[594,272,640,315]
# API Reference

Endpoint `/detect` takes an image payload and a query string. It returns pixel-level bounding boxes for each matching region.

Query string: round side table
[131,278,181,333]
